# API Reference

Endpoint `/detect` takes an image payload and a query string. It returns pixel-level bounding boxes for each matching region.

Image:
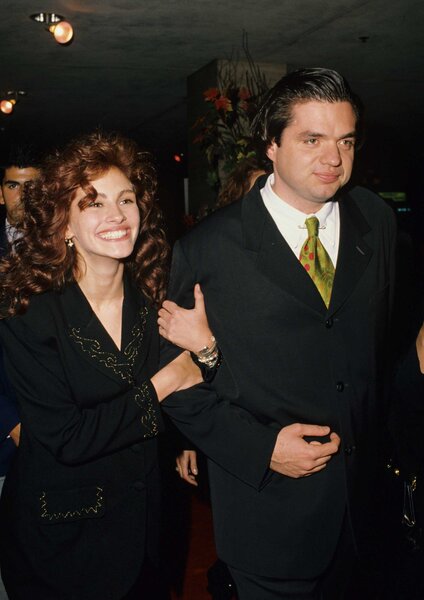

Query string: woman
[0,132,209,600]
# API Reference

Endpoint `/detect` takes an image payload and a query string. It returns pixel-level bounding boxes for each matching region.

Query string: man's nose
[320,143,342,166]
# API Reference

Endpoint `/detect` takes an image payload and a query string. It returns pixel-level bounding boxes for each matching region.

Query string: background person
[0,142,40,600]
[0,143,41,252]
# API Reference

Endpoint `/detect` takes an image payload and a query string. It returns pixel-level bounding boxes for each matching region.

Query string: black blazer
[0,276,163,600]
[0,220,19,478]
[162,182,396,579]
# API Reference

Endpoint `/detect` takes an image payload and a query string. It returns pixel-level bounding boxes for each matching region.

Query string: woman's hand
[158,284,213,354]
[150,351,203,402]
[176,450,199,486]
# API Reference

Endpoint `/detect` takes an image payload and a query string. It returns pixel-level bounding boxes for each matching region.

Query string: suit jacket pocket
[38,484,105,524]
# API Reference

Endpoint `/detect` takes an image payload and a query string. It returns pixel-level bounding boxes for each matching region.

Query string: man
[0,144,40,253]
[160,68,396,599]
[0,144,39,599]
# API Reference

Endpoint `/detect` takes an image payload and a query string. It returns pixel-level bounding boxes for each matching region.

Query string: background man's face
[0,166,40,225]
[266,100,356,214]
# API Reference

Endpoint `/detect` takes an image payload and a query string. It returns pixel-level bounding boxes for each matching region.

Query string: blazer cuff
[133,380,164,438]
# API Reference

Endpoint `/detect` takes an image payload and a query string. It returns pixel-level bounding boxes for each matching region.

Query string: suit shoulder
[347,186,395,222]
[178,198,243,248]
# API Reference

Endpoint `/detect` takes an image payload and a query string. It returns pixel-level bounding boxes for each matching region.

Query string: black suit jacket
[0,219,19,477]
[0,276,163,600]
[162,182,396,579]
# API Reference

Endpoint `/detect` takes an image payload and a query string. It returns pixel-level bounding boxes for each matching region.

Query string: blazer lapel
[121,276,155,381]
[242,184,327,315]
[328,190,373,315]
[61,276,153,385]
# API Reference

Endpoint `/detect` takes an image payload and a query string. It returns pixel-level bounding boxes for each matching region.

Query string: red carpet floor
[170,489,217,600]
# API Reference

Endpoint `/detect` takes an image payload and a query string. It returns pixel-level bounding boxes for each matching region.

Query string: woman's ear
[65,222,74,240]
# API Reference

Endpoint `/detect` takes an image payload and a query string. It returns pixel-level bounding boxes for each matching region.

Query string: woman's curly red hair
[0,131,169,316]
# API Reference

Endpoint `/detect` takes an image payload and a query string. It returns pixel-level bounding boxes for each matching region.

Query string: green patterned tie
[299,216,335,308]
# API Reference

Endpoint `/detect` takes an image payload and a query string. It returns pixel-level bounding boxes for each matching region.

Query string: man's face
[0,166,40,225]
[266,100,357,214]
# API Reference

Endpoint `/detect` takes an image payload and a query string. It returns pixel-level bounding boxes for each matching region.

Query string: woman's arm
[151,351,202,401]
[0,316,200,466]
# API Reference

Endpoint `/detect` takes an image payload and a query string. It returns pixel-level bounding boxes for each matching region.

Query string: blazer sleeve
[0,314,162,466]
[0,344,19,440]
[161,240,279,490]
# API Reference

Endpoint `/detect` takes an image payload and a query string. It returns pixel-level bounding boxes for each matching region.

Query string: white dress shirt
[260,174,340,267]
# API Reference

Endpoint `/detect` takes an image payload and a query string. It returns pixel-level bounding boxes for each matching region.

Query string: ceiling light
[0,91,26,115]
[30,12,74,45]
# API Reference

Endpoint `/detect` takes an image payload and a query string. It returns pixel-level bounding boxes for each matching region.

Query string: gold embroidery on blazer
[39,487,104,521]
[68,306,158,436]
[134,381,159,437]
[68,307,148,383]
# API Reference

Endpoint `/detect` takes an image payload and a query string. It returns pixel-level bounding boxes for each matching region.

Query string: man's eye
[305,138,318,145]
[7,183,18,189]
[339,139,355,149]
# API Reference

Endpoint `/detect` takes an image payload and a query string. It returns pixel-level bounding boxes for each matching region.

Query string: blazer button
[336,381,344,392]
[133,480,146,491]
[325,317,334,329]
[344,445,356,455]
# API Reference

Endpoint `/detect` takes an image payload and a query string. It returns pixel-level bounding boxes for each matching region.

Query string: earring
[65,237,74,248]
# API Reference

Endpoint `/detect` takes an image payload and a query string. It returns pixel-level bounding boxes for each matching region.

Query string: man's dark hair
[3,142,42,171]
[251,67,363,159]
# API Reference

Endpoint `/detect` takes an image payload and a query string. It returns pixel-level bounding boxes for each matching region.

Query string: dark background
[1,0,423,239]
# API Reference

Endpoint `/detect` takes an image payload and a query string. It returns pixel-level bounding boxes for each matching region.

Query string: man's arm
[161,241,340,488]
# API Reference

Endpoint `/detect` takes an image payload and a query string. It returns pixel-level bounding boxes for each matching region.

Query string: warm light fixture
[30,12,74,44]
[0,91,26,115]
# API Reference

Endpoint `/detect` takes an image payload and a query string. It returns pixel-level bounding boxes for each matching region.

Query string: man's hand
[9,423,21,447]
[176,450,199,486]
[270,423,340,478]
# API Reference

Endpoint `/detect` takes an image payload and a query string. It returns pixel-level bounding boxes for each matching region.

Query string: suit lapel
[328,190,372,315]
[242,184,326,315]
[61,275,152,385]
[242,184,374,317]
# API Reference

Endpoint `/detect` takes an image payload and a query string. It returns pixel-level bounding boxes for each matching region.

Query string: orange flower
[238,87,251,100]
[204,88,219,101]
[214,96,232,112]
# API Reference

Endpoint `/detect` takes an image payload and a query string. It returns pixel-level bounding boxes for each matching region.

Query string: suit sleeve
[0,316,162,466]
[0,377,19,442]
[161,240,279,490]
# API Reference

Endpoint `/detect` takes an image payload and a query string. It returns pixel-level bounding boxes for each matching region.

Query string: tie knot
[305,216,319,237]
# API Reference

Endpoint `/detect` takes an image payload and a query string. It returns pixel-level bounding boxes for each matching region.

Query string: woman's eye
[120,198,134,205]
[88,201,102,208]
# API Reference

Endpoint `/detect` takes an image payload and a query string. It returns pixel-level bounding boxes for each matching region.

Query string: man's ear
[0,185,4,206]
[266,140,277,163]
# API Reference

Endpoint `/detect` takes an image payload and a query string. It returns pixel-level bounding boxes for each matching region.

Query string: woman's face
[65,166,141,267]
